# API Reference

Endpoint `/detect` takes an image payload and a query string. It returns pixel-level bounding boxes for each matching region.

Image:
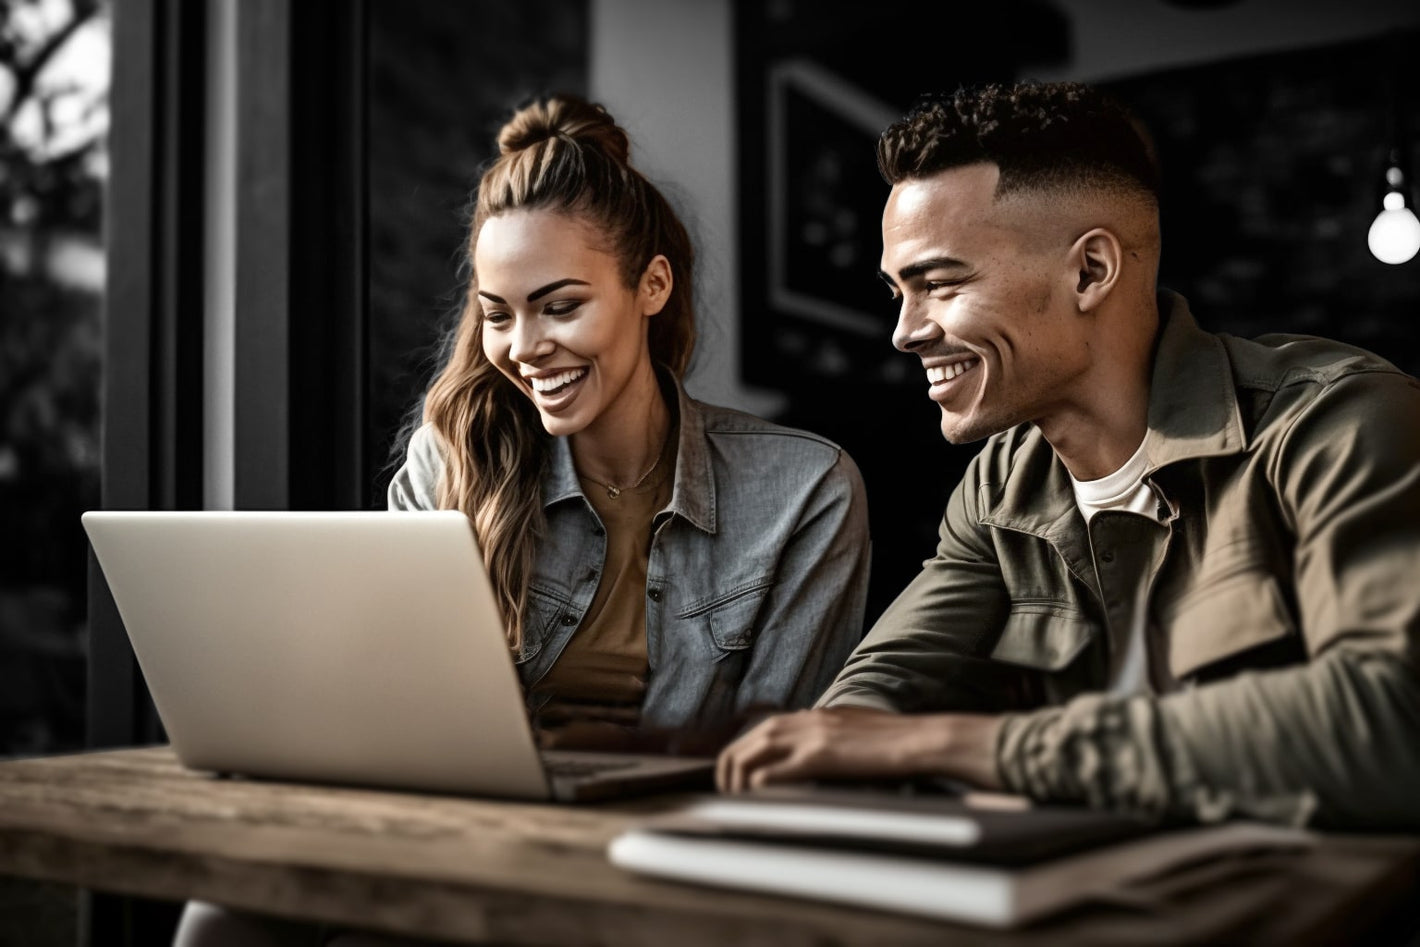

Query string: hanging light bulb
[1369,165,1420,266]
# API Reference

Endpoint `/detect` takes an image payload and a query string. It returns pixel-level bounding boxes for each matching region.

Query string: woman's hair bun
[496,95,631,166]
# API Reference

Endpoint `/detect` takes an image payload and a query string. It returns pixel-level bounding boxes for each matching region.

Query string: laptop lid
[82,510,555,799]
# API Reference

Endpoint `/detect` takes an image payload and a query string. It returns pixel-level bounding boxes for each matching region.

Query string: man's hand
[715,706,1005,793]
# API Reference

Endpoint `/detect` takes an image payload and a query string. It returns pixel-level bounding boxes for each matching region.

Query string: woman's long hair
[422,96,696,650]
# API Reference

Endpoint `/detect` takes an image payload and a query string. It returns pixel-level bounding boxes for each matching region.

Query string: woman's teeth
[530,368,588,394]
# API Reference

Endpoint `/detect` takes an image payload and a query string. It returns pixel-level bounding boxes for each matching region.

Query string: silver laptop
[82,510,713,802]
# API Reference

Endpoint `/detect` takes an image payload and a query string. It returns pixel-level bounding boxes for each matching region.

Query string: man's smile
[924,357,980,401]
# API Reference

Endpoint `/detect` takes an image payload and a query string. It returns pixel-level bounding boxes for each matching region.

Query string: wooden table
[0,747,1416,946]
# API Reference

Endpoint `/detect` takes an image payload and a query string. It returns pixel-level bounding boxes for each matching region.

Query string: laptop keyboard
[542,755,642,778]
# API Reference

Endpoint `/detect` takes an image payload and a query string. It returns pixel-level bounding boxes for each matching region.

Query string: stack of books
[608,788,1314,927]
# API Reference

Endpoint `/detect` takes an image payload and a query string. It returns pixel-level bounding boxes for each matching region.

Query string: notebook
[607,788,1314,927]
[82,510,713,802]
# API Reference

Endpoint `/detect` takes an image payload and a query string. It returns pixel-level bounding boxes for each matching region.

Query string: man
[717,82,1420,829]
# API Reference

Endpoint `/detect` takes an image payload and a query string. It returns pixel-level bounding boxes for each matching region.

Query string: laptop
[81,510,714,802]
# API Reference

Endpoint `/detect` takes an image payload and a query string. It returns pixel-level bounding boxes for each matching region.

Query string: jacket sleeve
[732,449,873,714]
[386,424,444,512]
[817,453,1029,714]
[998,372,1420,829]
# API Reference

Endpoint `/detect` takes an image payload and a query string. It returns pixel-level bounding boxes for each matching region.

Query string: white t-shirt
[1068,439,1163,695]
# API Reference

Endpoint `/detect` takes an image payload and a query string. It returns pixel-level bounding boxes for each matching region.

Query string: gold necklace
[580,436,668,499]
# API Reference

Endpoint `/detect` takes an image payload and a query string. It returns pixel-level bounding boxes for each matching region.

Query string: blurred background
[2,0,1419,939]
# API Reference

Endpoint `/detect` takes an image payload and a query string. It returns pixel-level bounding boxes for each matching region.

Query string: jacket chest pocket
[1160,569,1300,680]
[678,580,773,656]
[989,602,1099,671]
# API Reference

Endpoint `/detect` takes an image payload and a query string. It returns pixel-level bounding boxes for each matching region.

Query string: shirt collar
[539,371,717,534]
[661,374,717,533]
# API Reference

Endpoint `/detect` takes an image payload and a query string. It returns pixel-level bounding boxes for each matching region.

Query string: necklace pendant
[606,485,621,499]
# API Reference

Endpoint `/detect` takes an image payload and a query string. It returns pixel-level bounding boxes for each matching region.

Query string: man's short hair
[877,82,1159,203]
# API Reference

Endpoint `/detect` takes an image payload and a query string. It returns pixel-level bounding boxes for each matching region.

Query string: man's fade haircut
[877,82,1159,204]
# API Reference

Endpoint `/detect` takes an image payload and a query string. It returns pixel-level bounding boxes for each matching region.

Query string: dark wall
[1107,30,1420,374]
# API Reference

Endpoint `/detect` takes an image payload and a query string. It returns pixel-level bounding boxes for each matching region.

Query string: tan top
[532,429,677,734]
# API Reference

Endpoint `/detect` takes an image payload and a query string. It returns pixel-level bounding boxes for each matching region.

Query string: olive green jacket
[820,292,1420,829]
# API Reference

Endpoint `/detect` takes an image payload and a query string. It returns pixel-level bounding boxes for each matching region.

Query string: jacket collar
[540,371,717,534]
[982,291,1246,554]
[1141,290,1248,473]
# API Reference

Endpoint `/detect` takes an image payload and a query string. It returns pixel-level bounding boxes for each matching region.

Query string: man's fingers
[716,712,815,792]
[715,738,739,792]
[716,707,949,792]
[717,727,776,793]
[726,738,791,793]
[715,720,765,791]
[746,748,823,790]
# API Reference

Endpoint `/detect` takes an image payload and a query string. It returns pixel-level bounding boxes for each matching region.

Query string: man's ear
[639,254,673,317]
[1069,228,1123,312]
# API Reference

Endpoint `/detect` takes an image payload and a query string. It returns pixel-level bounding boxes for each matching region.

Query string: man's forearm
[997,647,1420,829]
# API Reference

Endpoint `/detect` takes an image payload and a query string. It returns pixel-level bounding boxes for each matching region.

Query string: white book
[607,792,1314,928]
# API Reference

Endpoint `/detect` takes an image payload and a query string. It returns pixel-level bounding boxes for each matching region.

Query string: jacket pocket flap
[706,587,770,652]
[1165,571,1296,679]
[990,604,1097,671]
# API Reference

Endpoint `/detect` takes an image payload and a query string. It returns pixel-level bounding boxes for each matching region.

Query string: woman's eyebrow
[477,278,592,305]
[527,278,590,302]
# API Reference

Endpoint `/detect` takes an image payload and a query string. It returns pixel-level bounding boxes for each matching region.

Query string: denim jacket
[822,292,1420,829]
[388,379,871,731]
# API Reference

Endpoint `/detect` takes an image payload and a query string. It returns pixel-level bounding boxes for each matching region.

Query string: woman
[388,94,869,744]
[174,94,869,946]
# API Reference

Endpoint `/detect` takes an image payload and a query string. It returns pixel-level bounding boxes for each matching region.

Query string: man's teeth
[529,368,587,393]
[927,360,976,384]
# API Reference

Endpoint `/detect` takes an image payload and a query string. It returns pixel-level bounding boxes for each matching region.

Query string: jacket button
[648,588,662,602]
[1099,550,1115,564]
[561,615,577,626]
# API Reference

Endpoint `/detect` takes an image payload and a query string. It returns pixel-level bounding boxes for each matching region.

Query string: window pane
[0,0,110,758]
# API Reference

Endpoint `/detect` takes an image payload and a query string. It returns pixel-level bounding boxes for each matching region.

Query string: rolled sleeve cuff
[995,694,1319,826]
[995,696,1177,819]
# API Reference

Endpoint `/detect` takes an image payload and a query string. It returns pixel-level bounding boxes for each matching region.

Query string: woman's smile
[523,366,590,408]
